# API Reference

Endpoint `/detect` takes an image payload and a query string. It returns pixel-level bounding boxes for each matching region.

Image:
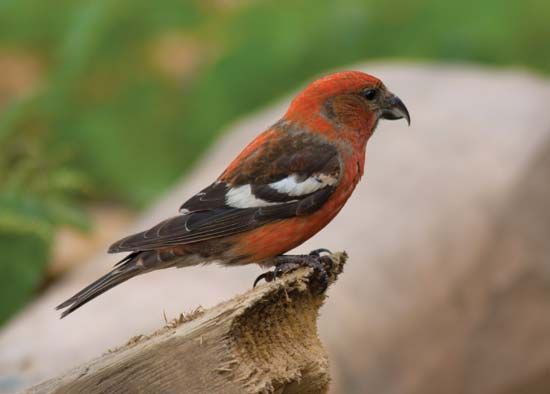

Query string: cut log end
[28,252,348,394]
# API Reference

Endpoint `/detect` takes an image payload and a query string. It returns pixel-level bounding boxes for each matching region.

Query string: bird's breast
[225,154,364,264]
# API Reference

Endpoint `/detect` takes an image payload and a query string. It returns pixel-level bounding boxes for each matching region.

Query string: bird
[56,70,410,318]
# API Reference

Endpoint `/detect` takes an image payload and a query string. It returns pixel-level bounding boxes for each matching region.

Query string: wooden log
[26,253,347,394]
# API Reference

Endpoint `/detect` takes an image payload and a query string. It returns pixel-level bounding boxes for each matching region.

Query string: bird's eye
[362,88,377,101]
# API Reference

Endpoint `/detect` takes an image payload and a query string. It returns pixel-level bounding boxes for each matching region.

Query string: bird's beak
[380,93,410,126]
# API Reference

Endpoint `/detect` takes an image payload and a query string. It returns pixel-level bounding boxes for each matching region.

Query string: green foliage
[0,0,549,324]
[0,231,49,325]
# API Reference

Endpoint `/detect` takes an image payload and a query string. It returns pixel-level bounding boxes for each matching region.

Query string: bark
[26,253,347,394]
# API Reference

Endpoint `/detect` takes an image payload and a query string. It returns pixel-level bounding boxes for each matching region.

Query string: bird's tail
[56,252,146,318]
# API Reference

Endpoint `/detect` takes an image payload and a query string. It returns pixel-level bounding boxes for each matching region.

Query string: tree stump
[27,253,347,394]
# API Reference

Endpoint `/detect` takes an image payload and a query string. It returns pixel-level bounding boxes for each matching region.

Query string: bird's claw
[309,248,332,257]
[304,256,330,293]
[252,248,333,293]
[253,271,275,288]
[253,262,300,288]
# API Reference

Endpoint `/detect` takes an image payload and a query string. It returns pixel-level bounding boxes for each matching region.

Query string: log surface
[27,253,347,394]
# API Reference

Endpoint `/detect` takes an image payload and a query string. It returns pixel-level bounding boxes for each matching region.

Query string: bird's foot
[253,249,333,293]
[308,248,332,257]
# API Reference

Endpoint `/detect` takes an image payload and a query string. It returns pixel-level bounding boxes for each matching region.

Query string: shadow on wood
[27,252,347,394]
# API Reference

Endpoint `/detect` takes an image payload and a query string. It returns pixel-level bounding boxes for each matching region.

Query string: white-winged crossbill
[57,71,410,318]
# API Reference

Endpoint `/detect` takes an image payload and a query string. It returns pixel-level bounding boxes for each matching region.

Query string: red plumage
[57,71,410,318]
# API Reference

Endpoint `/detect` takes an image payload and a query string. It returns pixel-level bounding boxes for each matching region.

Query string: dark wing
[108,130,341,253]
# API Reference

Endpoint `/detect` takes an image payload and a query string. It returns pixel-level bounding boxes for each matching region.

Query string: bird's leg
[253,249,333,292]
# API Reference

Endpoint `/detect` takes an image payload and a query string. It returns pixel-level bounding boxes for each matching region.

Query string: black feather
[108,130,342,254]
[56,253,145,318]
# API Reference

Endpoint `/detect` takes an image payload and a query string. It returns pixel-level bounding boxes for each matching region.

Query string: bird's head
[284,71,410,145]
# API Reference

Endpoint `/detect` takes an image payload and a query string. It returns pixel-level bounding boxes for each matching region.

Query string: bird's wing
[108,129,341,253]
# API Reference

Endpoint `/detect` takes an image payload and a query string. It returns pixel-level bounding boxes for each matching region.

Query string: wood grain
[27,253,347,394]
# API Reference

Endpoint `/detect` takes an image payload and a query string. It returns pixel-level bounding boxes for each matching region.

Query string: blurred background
[1,0,550,392]
[1,0,549,325]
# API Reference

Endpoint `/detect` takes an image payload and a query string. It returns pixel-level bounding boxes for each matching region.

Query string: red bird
[57,71,409,318]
